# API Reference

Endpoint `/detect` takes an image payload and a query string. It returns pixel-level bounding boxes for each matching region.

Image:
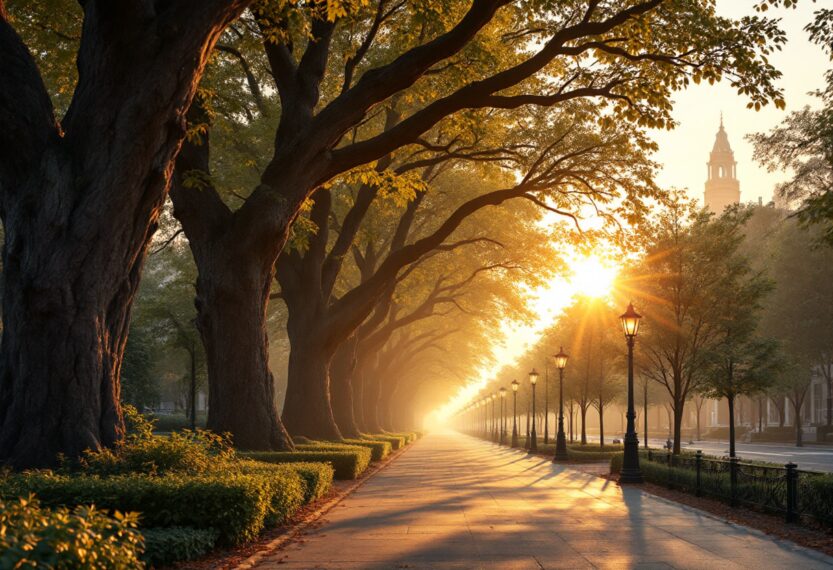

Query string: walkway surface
[256,430,833,569]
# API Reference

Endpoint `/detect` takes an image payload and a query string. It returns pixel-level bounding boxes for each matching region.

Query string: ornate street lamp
[544,365,550,444]
[619,302,644,484]
[511,380,520,447]
[499,388,507,444]
[491,393,497,442]
[553,346,569,462]
[528,368,539,453]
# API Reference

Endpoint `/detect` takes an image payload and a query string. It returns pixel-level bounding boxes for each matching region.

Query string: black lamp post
[544,365,550,444]
[488,393,497,441]
[619,302,644,484]
[499,388,507,444]
[553,346,569,462]
[511,380,519,447]
[528,368,539,453]
[643,379,649,449]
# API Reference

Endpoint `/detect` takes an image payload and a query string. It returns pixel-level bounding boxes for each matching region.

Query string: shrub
[280,462,334,502]
[234,461,306,524]
[703,426,750,440]
[141,526,218,567]
[385,432,417,444]
[343,439,391,461]
[568,443,623,452]
[0,495,144,569]
[0,471,271,546]
[368,434,406,450]
[242,450,370,480]
[77,405,236,477]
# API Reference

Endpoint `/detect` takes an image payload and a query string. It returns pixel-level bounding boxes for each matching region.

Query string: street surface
[581,433,833,473]
[255,430,833,569]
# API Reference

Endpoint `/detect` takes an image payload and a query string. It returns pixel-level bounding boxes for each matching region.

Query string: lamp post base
[618,467,644,484]
[553,430,568,462]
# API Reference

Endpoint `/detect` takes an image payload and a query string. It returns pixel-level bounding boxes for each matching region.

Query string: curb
[233,441,416,569]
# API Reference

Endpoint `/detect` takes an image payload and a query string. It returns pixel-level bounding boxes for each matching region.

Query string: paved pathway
[257,430,833,569]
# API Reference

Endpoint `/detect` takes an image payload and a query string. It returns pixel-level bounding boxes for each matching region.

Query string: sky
[654,1,829,207]
[427,1,829,425]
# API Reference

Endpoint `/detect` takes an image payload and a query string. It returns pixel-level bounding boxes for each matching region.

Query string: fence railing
[643,449,833,526]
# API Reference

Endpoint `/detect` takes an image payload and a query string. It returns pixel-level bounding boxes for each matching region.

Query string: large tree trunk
[580,404,587,444]
[330,338,362,438]
[363,371,384,434]
[195,254,292,450]
[283,334,342,440]
[171,116,293,452]
[598,401,605,448]
[0,2,247,468]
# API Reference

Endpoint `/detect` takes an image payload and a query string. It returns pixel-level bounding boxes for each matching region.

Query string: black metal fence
[642,449,833,527]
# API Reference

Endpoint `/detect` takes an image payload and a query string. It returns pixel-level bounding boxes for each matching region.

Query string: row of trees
[0,0,800,468]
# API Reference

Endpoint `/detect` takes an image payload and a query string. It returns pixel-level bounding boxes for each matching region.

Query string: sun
[568,255,618,299]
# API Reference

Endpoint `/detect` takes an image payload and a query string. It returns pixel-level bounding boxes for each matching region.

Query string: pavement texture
[254,430,833,569]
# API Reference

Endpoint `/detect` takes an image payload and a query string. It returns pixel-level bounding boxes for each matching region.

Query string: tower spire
[704,116,739,213]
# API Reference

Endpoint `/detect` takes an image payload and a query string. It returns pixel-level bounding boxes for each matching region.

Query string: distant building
[704,116,741,213]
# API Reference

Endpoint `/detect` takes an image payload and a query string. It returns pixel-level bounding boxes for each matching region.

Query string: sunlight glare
[568,255,617,299]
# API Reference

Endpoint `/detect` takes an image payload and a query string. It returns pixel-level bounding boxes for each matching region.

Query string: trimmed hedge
[233,462,306,526]
[239,460,333,503]
[242,450,370,480]
[142,526,218,567]
[0,471,271,546]
[368,434,406,450]
[386,432,417,444]
[343,439,392,461]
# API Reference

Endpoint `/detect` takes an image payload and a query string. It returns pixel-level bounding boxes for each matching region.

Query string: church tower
[704,116,740,213]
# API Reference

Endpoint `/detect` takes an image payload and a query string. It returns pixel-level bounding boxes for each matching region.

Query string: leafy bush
[0,495,144,569]
[234,461,306,524]
[800,473,833,525]
[343,439,391,461]
[0,471,271,546]
[296,443,373,465]
[78,405,236,477]
[368,434,406,450]
[385,432,417,444]
[241,450,370,480]
[141,526,218,567]
[609,452,624,474]
[281,462,334,502]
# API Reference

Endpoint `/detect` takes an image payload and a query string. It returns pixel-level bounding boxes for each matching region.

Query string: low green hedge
[242,450,370,480]
[386,432,417,444]
[366,434,406,450]
[566,447,623,461]
[0,495,144,569]
[0,471,271,546]
[343,439,392,461]
[233,462,306,526]
[142,526,218,567]
[239,460,333,503]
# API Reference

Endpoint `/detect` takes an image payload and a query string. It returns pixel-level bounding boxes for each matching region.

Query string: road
[578,434,833,473]
[254,430,833,569]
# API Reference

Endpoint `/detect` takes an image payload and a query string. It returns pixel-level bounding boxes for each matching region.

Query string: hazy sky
[653,1,829,206]
[429,2,830,423]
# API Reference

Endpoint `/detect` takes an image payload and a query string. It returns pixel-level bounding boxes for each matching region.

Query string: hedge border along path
[0,471,277,546]
[234,432,418,570]
[343,439,392,461]
[241,448,372,480]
